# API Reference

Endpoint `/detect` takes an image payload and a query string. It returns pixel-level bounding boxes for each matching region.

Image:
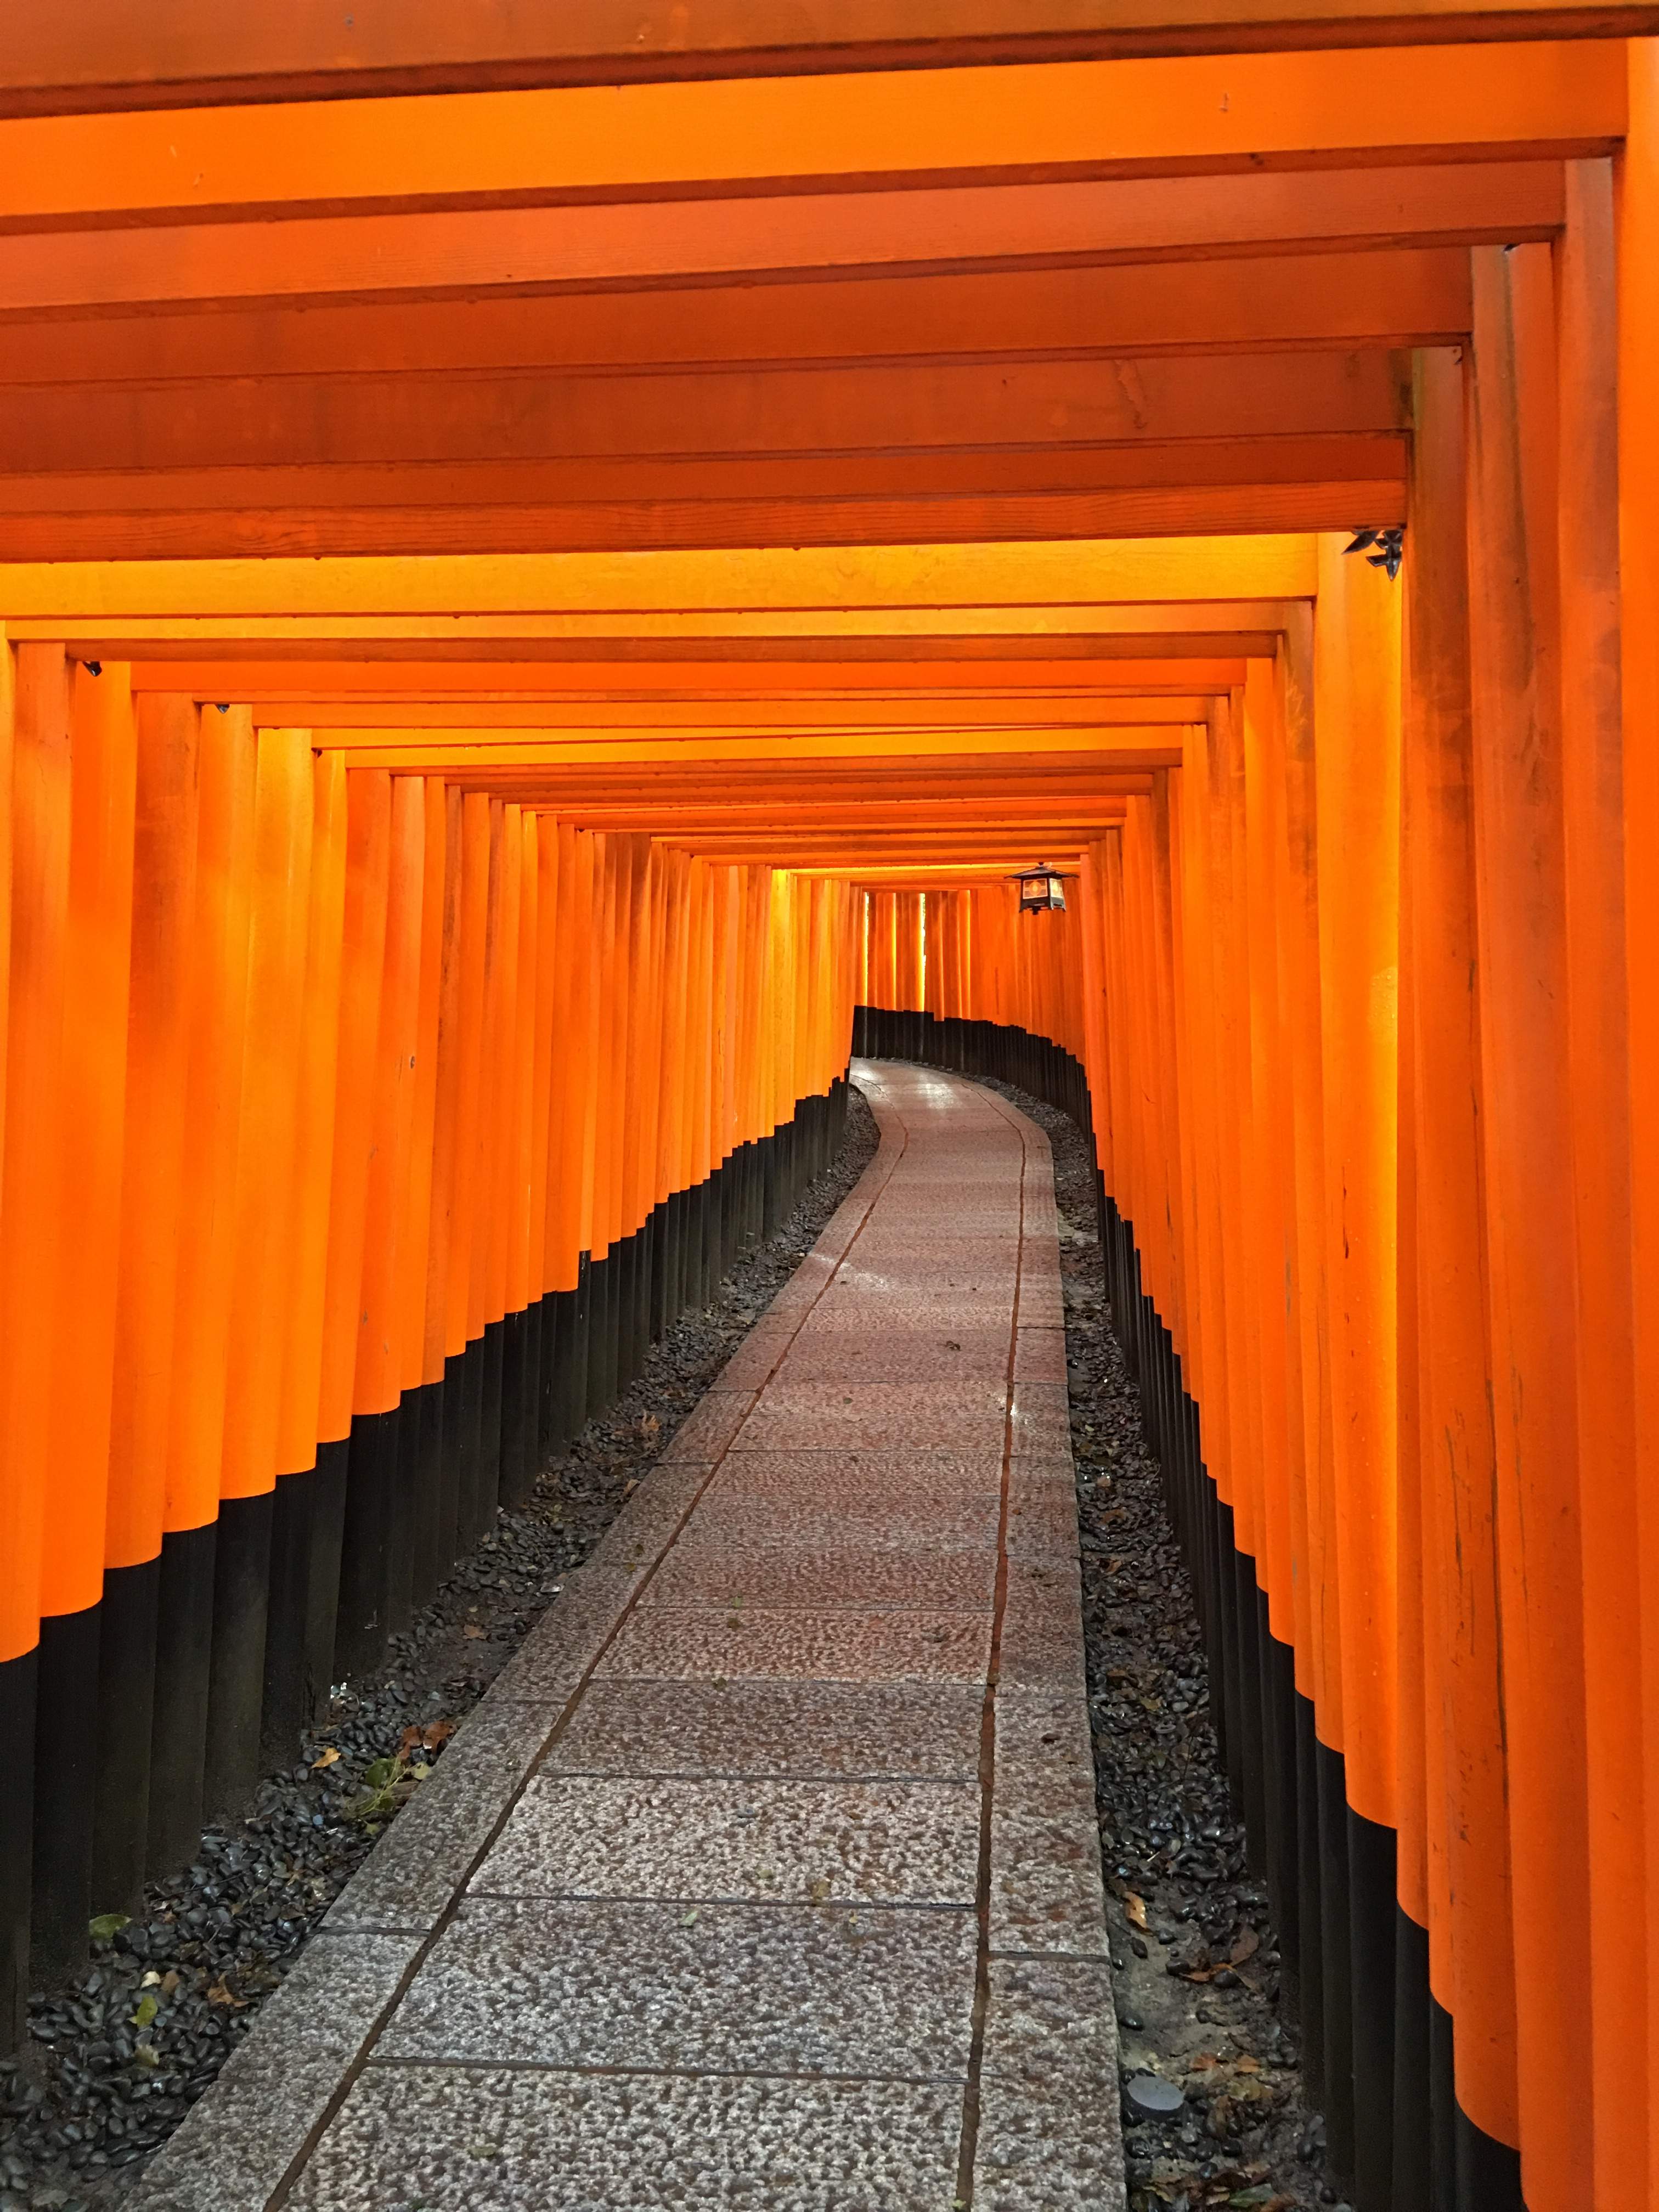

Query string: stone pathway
[131,1062,1124,2212]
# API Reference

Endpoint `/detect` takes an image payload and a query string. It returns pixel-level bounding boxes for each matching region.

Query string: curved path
[133,1063,1124,2212]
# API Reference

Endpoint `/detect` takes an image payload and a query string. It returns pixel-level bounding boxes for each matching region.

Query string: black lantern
[1014,862,1067,915]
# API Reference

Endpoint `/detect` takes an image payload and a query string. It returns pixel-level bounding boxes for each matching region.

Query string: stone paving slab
[129,1060,1123,2212]
[597,1602,994,1683]
[682,1488,1005,1555]
[125,1931,424,2212]
[474,1773,983,1904]
[732,1376,1009,1453]
[287,2070,967,2211]
[712,1444,1006,1497]
[377,1897,980,2075]
[776,1324,1014,1382]
[545,1679,987,1779]
[641,1538,997,1610]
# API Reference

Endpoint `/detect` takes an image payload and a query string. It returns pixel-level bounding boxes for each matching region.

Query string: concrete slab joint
[130,1062,1125,2212]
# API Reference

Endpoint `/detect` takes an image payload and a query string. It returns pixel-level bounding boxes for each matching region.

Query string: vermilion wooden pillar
[1620,38,1659,2190]
[1465,241,1589,2212]
[1555,155,1646,2212]
[1403,343,1520,2196]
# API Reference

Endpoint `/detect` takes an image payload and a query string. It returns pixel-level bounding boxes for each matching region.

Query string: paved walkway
[133,1063,1124,2212]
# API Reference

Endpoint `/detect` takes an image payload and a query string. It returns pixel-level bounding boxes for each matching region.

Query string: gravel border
[0,1088,880,2212]
[973,1076,1339,2212]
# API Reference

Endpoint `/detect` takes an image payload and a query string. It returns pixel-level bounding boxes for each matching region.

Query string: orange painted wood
[162,705,256,1535]
[40,662,135,1618]
[0,645,69,1661]
[275,749,347,1475]
[317,770,390,1442]
[1401,345,1519,2146]
[1466,241,1590,2207]
[222,726,314,1496]
[1619,39,1659,2159]
[0,46,1618,226]
[403,776,449,1392]
[1,252,1472,388]
[1555,155,1647,2202]
[103,691,200,1567]
[0,482,1406,565]
[2,0,1649,120]
[0,166,1566,319]
[0,357,1405,477]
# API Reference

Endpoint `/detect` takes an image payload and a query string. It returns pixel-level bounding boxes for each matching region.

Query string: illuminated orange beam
[0,46,1618,225]
[285,698,1210,732]
[0,534,1319,617]
[3,1,1647,121]
[5,254,1467,388]
[328,733,1190,770]
[128,657,1246,697]
[8,602,1300,653]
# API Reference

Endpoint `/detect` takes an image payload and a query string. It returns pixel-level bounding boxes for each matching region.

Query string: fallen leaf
[207,1976,247,2008]
[161,1971,180,1997]
[1234,2054,1261,2074]
[1187,2052,1220,2071]
[132,1994,158,2029]
[1124,1893,1150,1931]
[88,1912,128,1943]
[1230,1928,1261,1966]
[311,1746,341,1770]
[421,1718,456,1750]
[133,2042,159,2069]
[464,1622,486,1640]
[139,1970,161,1989]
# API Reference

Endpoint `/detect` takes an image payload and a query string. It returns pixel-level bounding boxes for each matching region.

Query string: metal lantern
[1014,862,1067,915]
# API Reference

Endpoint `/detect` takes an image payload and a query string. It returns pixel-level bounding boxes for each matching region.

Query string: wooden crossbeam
[0,252,1472,385]
[3,0,1650,120]
[279,696,1212,730]
[0,47,1619,226]
[0,480,1403,561]
[122,656,1246,696]
[326,732,1189,768]
[30,611,1293,661]
[0,167,1565,318]
[0,536,1319,618]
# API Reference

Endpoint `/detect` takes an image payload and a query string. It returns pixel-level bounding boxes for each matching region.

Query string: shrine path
[132,1061,1124,2212]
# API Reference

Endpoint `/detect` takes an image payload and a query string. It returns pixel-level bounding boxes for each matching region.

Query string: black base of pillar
[31,1602,101,1990]
[304,1436,351,1714]
[411,1376,447,1605]
[384,1396,419,1638]
[1,1644,38,2051]
[204,1488,274,1821]
[479,1318,504,1525]
[147,1520,217,1877]
[262,1467,315,1769]
[91,1554,160,1918]
[334,1407,398,1680]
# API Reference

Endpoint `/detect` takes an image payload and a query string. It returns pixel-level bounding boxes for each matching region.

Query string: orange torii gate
[0,14,1656,2212]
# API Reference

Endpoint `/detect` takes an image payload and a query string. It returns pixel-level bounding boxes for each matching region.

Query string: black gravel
[976,1076,1339,2212]
[0,1088,879,2212]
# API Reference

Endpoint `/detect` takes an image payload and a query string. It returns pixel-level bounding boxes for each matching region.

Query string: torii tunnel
[1,10,1658,2211]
